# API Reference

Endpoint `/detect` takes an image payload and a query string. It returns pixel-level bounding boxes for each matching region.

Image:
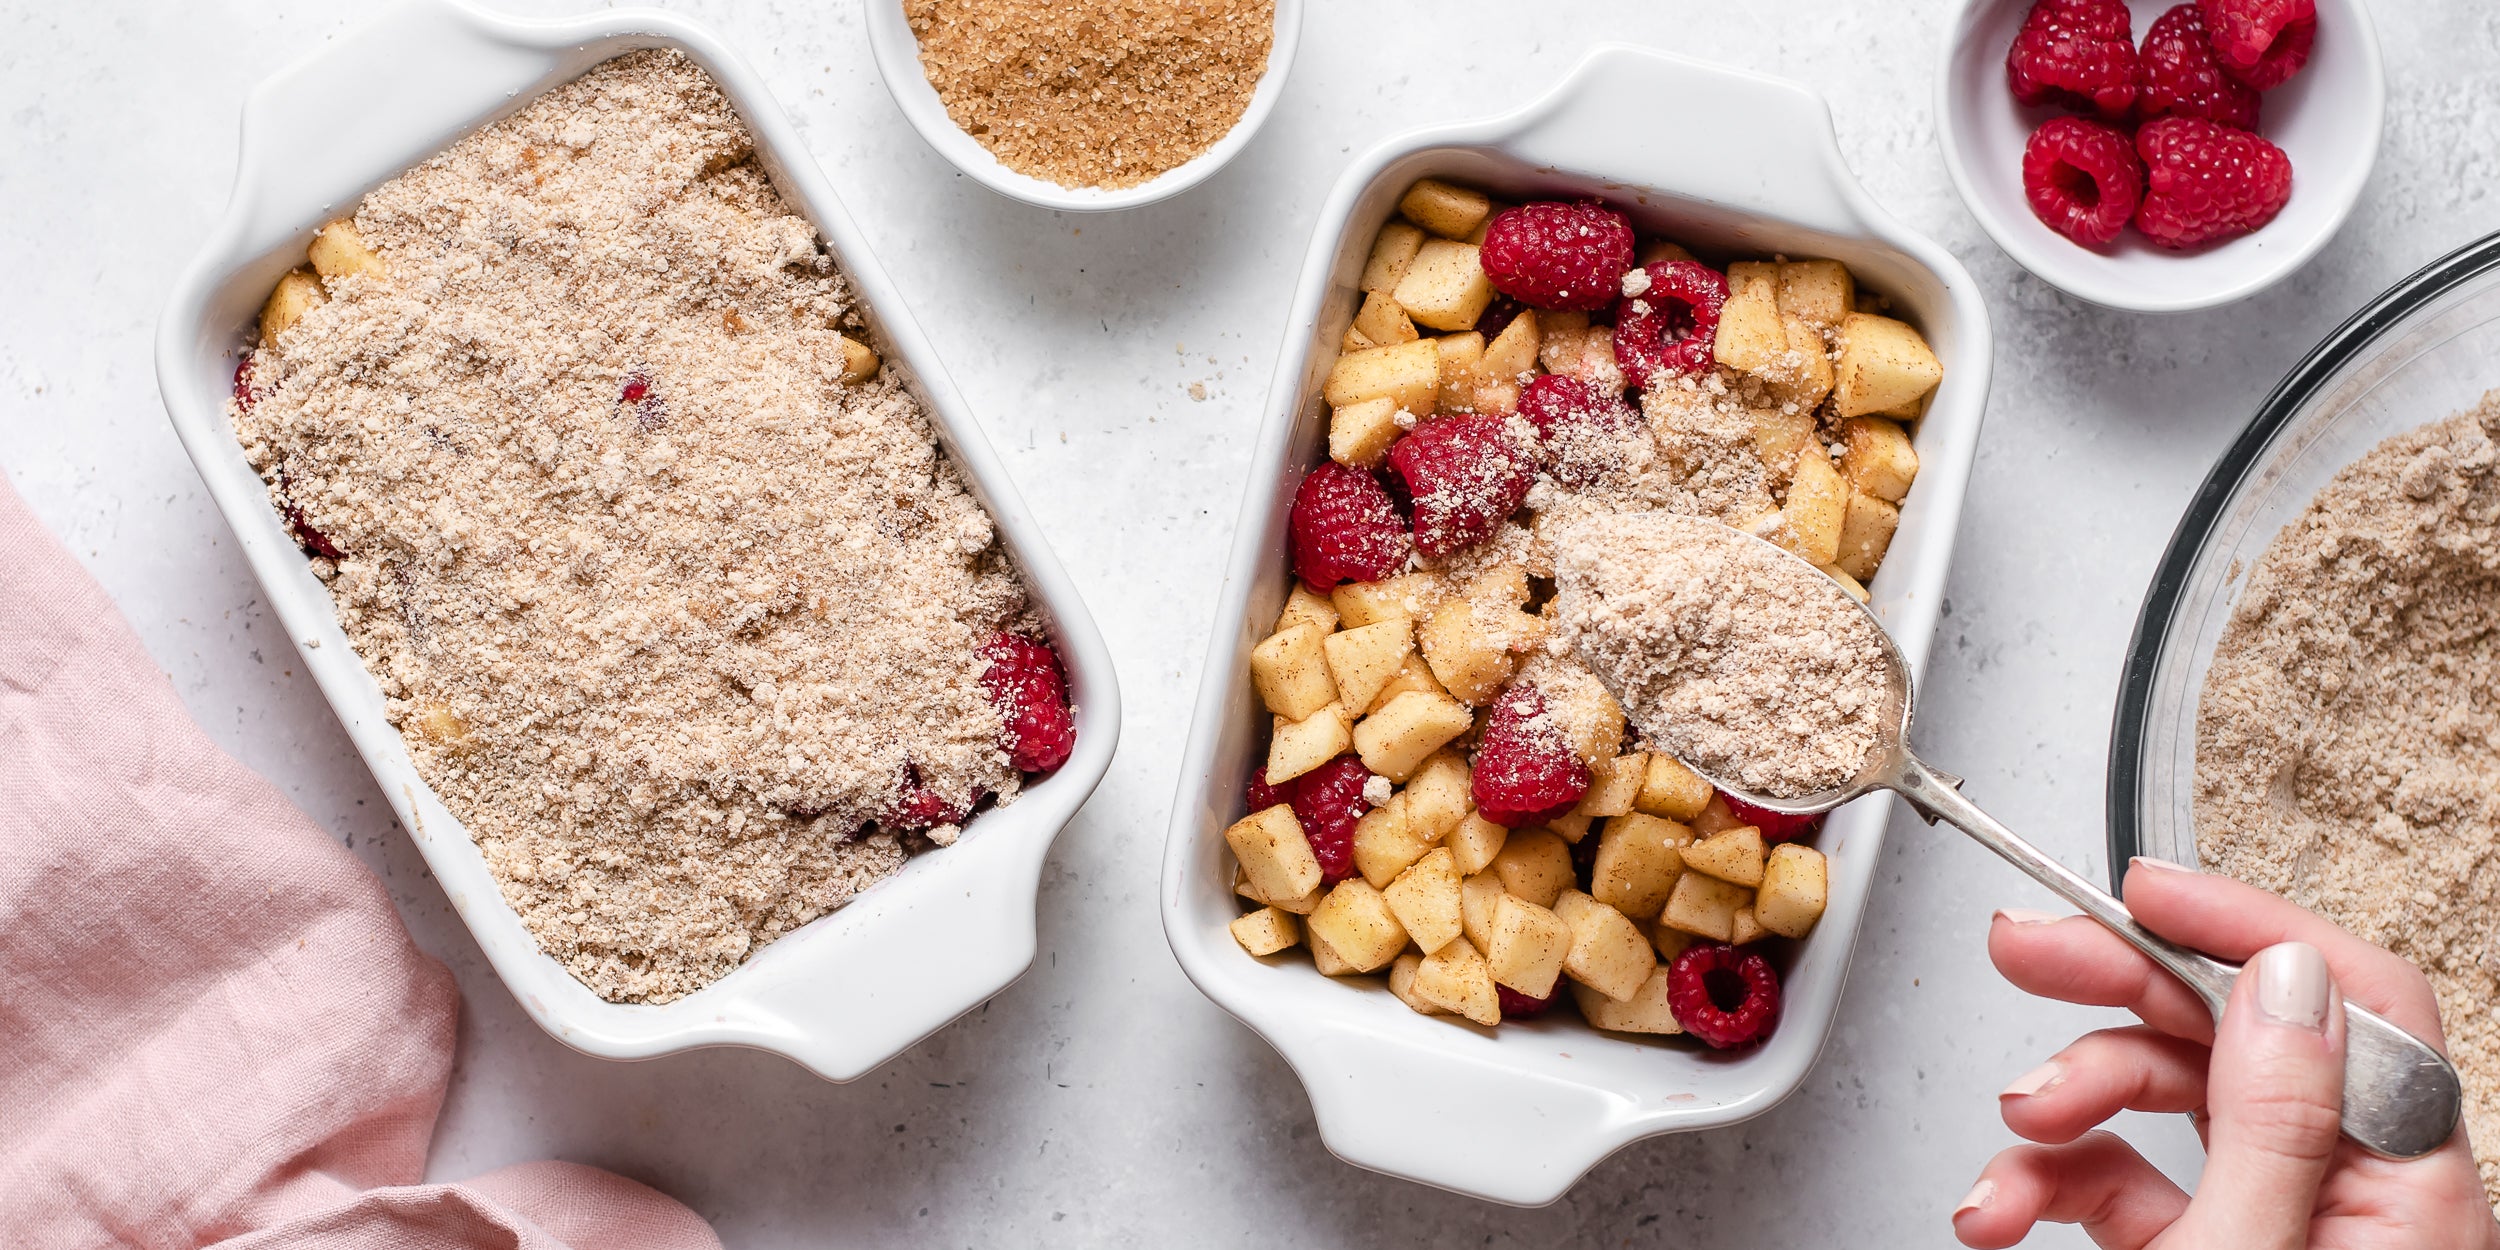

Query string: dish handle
[1491,44,1866,238]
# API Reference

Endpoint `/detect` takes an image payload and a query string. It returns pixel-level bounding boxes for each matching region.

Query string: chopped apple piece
[1480,310,1541,381]
[1660,871,1751,942]
[1820,563,1872,602]
[1752,406,1817,478]
[1419,595,1540,706]
[1333,572,1445,628]
[1274,584,1340,636]
[1366,653,1448,714]
[1342,325,1377,354]
[1353,291,1419,346]
[1324,338,1441,416]
[1781,451,1848,567]
[1591,813,1692,920]
[1308,924,1358,976]
[1353,689,1475,782]
[1393,239,1496,332]
[1444,811,1509,876]
[1329,397,1403,470]
[1230,906,1301,956]
[1307,879,1409,973]
[1712,280,1787,378]
[1250,622,1338,721]
[1323,617,1415,714]
[1400,750,1473,842]
[1835,490,1900,582]
[1731,905,1768,945]
[1266,703,1352,784]
[1553,890,1658,1002]
[1460,869,1506,953]
[1399,178,1493,240]
[1385,847,1465,954]
[837,336,881,383]
[1433,332,1488,413]
[1778,259,1855,328]
[1637,239,1697,266]
[1682,825,1767,887]
[1489,828,1574,908]
[1486,894,1572,998]
[1634,755,1714,821]
[1726,260,1779,301]
[1545,811,1593,845]
[308,219,386,281]
[1235,863,1320,914]
[1650,921,1695,964]
[1833,312,1943,418]
[1352,796,1434,889]
[1226,804,1321,903]
[1389,951,1443,1014]
[1574,753,1646,818]
[1572,965,1686,1035]
[1412,936,1502,1025]
[258,268,327,344]
[1755,842,1829,939]
[1689,792,1745,836]
[1839,416,1919,503]
[1780,312,1836,410]
[1361,221,1427,294]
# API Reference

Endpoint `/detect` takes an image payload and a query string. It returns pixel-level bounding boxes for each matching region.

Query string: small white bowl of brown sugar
[866,0,1301,211]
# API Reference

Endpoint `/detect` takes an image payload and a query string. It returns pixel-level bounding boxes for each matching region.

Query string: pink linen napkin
[0,476,721,1250]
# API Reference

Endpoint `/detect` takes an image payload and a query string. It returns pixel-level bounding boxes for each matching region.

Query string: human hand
[1952,856,2499,1249]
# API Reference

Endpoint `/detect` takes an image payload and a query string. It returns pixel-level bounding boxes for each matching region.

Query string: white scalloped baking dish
[155,0,1119,1081]
[1159,45,1993,1205]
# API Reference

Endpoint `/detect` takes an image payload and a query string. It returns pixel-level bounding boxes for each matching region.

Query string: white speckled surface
[4,0,2496,1242]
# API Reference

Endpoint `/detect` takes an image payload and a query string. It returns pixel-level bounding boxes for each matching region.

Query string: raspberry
[1288,461,1412,589]
[1722,793,1825,844]
[1666,942,1782,1050]
[1245,767,1284,814]
[619,369,665,432]
[1470,682,1592,828]
[1497,984,1558,1019]
[1387,412,1537,560]
[273,469,344,560]
[980,632,1076,773]
[1473,294,1528,340]
[1570,828,1601,891]
[232,356,261,412]
[2199,0,2315,90]
[1283,755,1371,883]
[1610,261,1728,389]
[2138,4,2261,129]
[1477,202,1636,312]
[2134,116,2293,249]
[2005,0,2139,120]
[2022,116,2143,248]
[887,765,972,832]
[1517,374,1639,487]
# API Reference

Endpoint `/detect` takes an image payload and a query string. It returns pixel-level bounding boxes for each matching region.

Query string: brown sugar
[230,51,1033,1004]
[904,0,1275,189]
[2196,392,2500,1206]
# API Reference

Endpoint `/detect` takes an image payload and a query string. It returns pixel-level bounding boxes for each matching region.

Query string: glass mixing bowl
[2108,230,2500,888]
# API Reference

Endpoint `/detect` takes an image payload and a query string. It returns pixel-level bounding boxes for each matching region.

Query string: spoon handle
[1889,753,2463,1161]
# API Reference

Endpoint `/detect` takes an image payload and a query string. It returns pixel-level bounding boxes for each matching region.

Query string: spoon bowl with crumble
[1552,510,2462,1161]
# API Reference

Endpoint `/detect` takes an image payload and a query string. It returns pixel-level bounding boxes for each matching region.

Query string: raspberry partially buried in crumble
[2022,116,2143,248]
[619,369,665,432]
[886,766,972,833]
[980,631,1076,773]
[2004,0,2139,120]
[2134,115,2293,248]
[1666,942,1782,1049]
[232,356,261,412]
[1387,411,1537,560]
[1471,682,1592,828]
[1611,261,1728,389]
[2138,3,2261,130]
[1478,201,1637,313]
[1288,461,1412,590]
[2199,0,2315,90]
[1518,374,1639,487]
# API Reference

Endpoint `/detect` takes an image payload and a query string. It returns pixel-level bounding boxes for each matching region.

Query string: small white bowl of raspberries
[1940,0,2384,312]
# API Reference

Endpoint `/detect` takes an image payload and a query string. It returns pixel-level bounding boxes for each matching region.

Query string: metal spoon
[1568,527,2463,1161]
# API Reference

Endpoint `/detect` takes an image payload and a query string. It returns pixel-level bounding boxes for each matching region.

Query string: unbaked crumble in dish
[227,50,1075,1004]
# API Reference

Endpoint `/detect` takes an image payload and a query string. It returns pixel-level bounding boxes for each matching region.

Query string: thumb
[2185,941,2347,1250]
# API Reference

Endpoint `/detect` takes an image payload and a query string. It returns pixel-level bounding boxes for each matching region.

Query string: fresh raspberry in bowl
[887,766,973,833]
[1288,461,1411,589]
[1478,202,1636,313]
[1471,682,1592,828]
[1666,942,1782,1050]
[2200,0,2315,90]
[2022,116,2143,248]
[1610,260,1728,389]
[2004,0,2139,120]
[1723,793,1825,844]
[980,631,1076,773]
[1386,411,1537,560]
[2139,3,2261,130]
[2135,115,2294,248]
[1281,756,1372,883]
[1497,984,1559,1019]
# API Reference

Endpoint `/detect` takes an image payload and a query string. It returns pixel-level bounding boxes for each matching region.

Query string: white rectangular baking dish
[154,0,1120,1082]
[1159,45,1992,1205]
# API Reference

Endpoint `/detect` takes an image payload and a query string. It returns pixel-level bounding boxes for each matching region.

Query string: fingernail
[1954,1177,1995,1218]
[2129,854,2193,874]
[1995,907,2061,926]
[2000,1060,2063,1099]
[2255,941,2331,1031]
